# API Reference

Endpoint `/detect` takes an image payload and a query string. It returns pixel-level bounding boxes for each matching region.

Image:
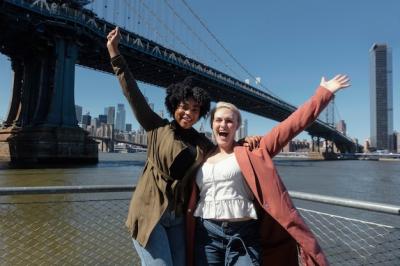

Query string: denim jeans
[132,210,186,266]
[194,217,262,266]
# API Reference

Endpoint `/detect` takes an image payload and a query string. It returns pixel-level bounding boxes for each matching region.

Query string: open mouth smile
[218,132,229,137]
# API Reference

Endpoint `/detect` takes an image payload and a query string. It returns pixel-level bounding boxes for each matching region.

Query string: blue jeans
[132,211,186,266]
[194,218,262,266]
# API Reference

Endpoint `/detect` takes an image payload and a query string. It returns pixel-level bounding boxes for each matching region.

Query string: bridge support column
[2,58,23,128]
[98,139,114,153]
[311,136,315,152]
[323,139,338,160]
[0,39,97,164]
[310,136,321,152]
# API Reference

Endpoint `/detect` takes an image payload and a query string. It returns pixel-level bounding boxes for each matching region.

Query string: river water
[1,152,399,264]
[1,152,399,226]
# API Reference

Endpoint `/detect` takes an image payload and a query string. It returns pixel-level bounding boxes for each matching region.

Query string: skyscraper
[235,119,248,140]
[115,104,126,131]
[105,106,115,125]
[98,114,107,125]
[369,44,393,151]
[75,105,82,123]
[81,112,91,127]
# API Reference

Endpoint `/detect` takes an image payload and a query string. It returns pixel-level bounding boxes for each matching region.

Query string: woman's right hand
[106,27,121,58]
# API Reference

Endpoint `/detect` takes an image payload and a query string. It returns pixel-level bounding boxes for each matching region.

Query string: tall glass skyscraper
[75,105,82,123]
[369,44,393,151]
[104,106,115,125]
[115,104,126,132]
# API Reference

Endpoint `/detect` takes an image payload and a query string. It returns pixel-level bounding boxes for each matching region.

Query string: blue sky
[1,0,399,142]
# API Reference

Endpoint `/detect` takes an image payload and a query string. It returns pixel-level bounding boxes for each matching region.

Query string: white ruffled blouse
[194,153,258,220]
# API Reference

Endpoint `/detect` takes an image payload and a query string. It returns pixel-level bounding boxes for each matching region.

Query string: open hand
[320,74,350,94]
[106,27,121,58]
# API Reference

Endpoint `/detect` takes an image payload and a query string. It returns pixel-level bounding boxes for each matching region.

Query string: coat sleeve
[111,55,164,131]
[260,87,333,158]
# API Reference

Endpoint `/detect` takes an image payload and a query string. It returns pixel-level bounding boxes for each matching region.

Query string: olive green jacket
[111,55,213,247]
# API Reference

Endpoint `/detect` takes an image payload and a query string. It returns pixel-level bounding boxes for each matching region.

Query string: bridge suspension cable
[123,0,176,50]
[179,0,278,97]
[121,0,201,61]
[334,102,343,122]
[162,0,242,79]
[95,0,282,98]
[94,0,246,80]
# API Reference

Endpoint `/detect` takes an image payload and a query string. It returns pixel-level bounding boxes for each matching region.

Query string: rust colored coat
[187,87,332,266]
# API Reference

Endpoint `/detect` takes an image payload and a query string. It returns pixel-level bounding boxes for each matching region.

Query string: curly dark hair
[165,76,211,119]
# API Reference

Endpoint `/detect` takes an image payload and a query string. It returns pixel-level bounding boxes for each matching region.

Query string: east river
[1,152,399,226]
[1,152,399,265]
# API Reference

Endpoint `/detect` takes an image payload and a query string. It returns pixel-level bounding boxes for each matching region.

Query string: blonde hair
[209,101,242,128]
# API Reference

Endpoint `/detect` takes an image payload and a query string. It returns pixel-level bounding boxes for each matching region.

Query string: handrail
[289,191,400,216]
[0,185,135,194]
[0,185,399,216]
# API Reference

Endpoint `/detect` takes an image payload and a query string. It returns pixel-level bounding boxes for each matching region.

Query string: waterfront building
[369,44,393,151]
[75,105,82,123]
[115,104,126,132]
[98,114,107,125]
[364,139,371,153]
[91,117,99,129]
[235,119,248,140]
[283,139,310,152]
[135,131,147,146]
[81,112,91,127]
[352,138,361,153]
[105,106,115,125]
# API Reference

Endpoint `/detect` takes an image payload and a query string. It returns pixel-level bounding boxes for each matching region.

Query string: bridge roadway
[0,0,359,153]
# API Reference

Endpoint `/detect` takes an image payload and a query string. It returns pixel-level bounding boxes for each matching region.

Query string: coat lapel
[234,146,264,207]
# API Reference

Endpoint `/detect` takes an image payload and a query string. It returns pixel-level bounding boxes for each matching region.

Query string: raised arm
[260,75,350,157]
[107,27,164,131]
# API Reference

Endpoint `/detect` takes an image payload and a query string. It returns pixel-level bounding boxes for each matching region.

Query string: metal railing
[0,185,399,265]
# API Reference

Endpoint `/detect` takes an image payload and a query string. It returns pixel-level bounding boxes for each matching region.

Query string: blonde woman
[187,75,350,265]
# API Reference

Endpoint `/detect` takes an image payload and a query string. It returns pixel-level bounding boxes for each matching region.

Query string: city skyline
[1,1,400,142]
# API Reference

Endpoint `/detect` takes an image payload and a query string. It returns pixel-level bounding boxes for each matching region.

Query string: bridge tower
[0,2,98,164]
[325,96,335,127]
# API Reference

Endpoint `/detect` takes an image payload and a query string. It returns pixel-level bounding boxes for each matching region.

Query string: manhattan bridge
[0,0,361,163]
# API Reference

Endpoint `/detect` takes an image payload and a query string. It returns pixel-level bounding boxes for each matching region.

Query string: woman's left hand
[106,27,121,58]
[320,74,351,94]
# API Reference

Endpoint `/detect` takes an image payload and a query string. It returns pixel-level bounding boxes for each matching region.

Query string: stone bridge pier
[0,35,98,164]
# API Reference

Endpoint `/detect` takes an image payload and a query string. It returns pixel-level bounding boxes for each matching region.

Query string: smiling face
[212,107,240,151]
[174,98,201,129]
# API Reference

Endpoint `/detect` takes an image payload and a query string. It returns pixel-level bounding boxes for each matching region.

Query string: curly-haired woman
[106,27,258,266]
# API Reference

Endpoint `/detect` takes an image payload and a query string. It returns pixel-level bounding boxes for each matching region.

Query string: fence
[0,186,399,265]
